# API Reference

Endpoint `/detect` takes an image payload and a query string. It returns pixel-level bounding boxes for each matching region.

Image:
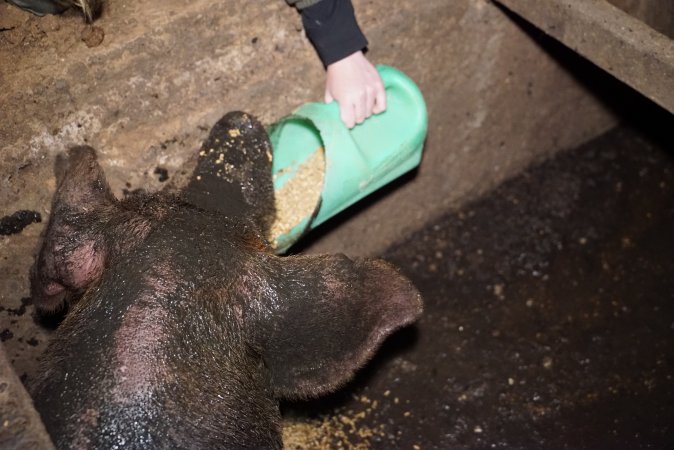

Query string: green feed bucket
[269,65,428,253]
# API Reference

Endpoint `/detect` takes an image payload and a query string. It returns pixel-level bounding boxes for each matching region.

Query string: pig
[29,111,422,449]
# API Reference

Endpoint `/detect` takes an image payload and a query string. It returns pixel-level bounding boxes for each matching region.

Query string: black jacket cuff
[301,0,369,66]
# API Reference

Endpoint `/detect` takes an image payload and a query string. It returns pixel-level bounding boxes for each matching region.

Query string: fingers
[353,84,380,126]
[327,90,359,129]
[372,78,387,115]
[349,74,386,125]
[365,85,376,121]
[331,89,376,129]
[354,91,367,126]
[326,89,355,128]
[324,51,387,128]
[341,102,356,129]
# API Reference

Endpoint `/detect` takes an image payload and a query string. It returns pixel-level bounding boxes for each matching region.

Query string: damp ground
[282,124,674,449]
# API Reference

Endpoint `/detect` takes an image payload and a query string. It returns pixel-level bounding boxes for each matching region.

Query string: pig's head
[30,112,422,449]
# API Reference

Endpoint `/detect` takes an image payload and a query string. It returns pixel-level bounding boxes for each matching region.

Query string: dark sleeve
[299,0,369,66]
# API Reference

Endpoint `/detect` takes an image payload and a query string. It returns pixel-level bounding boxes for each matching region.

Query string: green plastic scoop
[269,65,428,253]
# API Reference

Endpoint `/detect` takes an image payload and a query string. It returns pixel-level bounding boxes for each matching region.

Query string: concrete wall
[0,0,620,260]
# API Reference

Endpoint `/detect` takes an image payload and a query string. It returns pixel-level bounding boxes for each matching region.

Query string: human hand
[325,51,387,129]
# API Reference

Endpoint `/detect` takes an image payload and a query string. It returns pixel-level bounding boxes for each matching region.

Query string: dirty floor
[2,123,673,448]
[283,125,674,449]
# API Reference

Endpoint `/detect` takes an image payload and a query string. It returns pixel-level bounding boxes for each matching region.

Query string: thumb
[324,89,334,104]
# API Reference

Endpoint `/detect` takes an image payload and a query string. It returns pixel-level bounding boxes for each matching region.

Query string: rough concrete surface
[495,0,674,114]
[0,343,55,450]
[607,0,674,39]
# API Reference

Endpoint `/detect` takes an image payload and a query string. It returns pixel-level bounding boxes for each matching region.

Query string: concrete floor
[283,124,674,448]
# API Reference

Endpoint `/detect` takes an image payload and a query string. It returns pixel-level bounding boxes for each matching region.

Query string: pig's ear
[51,146,117,211]
[31,146,116,313]
[184,111,275,234]
[261,254,422,399]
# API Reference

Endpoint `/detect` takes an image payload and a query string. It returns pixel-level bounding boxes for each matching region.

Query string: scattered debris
[154,167,169,182]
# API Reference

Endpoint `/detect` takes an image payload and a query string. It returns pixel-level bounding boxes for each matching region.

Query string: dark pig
[29,112,422,449]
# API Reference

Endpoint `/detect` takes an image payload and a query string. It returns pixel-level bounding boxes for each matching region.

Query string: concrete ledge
[607,0,674,39]
[494,0,674,114]
[0,343,55,450]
